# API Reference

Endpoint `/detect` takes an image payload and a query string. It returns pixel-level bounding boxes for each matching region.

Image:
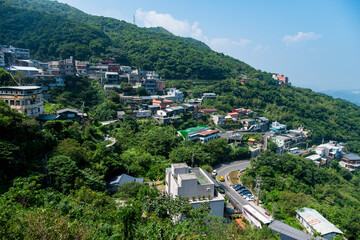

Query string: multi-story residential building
[63,57,75,76]
[141,78,157,93]
[48,57,75,76]
[296,208,343,239]
[166,88,183,102]
[340,153,360,172]
[7,45,30,59]
[0,86,43,117]
[315,141,345,159]
[107,63,120,73]
[75,61,89,75]
[156,81,166,92]
[104,72,120,84]
[165,163,224,217]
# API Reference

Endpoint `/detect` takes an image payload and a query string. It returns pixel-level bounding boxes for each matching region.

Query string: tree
[117,182,144,199]
[93,100,117,121]
[136,86,148,96]
[52,138,88,167]
[0,68,15,86]
[120,82,133,95]
[47,155,79,193]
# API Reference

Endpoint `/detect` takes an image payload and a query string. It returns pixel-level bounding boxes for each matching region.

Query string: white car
[212,170,217,176]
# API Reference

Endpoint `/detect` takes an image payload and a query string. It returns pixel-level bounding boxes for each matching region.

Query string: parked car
[234,186,246,191]
[231,184,242,188]
[239,191,252,196]
[238,188,249,194]
[212,170,217,176]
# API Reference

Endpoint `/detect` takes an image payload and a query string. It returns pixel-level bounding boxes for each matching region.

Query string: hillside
[0,0,265,80]
[241,152,360,239]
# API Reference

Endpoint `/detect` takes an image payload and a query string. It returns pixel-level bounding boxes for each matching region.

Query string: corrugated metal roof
[268,220,313,240]
[343,153,360,160]
[296,208,343,236]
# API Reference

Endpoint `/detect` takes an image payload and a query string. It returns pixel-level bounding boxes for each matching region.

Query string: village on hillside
[1,43,358,240]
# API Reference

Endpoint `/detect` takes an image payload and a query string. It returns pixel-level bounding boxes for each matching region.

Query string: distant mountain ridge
[0,0,266,80]
[321,90,360,106]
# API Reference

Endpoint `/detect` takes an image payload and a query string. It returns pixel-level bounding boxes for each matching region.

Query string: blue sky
[58,0,360,91]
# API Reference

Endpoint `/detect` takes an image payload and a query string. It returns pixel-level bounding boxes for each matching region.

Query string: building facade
[165,163,224,217]
[0,86,44,117]
[340,153,360,172]
[296,208,343,240]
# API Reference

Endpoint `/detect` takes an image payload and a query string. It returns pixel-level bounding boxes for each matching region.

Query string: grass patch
[229,170,241,184]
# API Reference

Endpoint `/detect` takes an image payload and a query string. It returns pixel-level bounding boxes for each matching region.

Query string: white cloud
[352,91,360,94]
[283,32,322,44]
[254,44,270,52]
[208,38,250,48]
[135,9,251,55]
[135,9,202,39]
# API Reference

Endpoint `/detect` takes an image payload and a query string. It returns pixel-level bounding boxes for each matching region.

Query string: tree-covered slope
[197,79,360,142]
[0,0,264,80]
[241,151,360,239]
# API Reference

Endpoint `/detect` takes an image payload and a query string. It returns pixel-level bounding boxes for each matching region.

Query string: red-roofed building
[198,129,220,143]
[272,74,289,85]
[228,112,239,118]
[153,98,172,109]
[232,108,253,116]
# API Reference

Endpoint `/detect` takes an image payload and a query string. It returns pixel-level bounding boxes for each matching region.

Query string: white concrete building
[315,141,345,159]
[211,115,225,125]
[165,163,224,217]
[296,208,343,239]
[166,88,184,102]
[0,86,44,117]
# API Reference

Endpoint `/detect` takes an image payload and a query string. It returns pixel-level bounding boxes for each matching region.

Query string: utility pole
[191,149,194,168]
[133,14,136,25]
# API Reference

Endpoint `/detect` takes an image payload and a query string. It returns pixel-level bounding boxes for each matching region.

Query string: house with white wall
[165,163,224,217]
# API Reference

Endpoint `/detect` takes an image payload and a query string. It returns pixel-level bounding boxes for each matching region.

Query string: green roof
[178,125,208,139]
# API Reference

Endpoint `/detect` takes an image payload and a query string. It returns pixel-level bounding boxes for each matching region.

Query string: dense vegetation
[241,151,360,239]
[0,101,273,239]
[0,174,280,239]
[168,78,360,142]
[0,0,267,80]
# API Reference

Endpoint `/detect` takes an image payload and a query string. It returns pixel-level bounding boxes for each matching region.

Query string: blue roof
[268,220,314,240]
[343,153,360,160]
[108,174,144,187]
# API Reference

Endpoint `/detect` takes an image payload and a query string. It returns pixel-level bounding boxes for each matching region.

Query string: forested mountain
[0,0,265,80]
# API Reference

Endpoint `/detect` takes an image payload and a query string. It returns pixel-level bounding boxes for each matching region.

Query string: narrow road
[214,160,251,211]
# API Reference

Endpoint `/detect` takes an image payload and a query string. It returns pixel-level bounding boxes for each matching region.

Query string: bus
[242,204,272,229]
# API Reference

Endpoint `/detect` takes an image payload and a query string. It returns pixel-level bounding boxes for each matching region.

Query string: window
[10,100,14,105]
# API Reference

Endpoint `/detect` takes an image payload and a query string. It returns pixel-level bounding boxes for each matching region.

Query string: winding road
[214,160,251,211]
